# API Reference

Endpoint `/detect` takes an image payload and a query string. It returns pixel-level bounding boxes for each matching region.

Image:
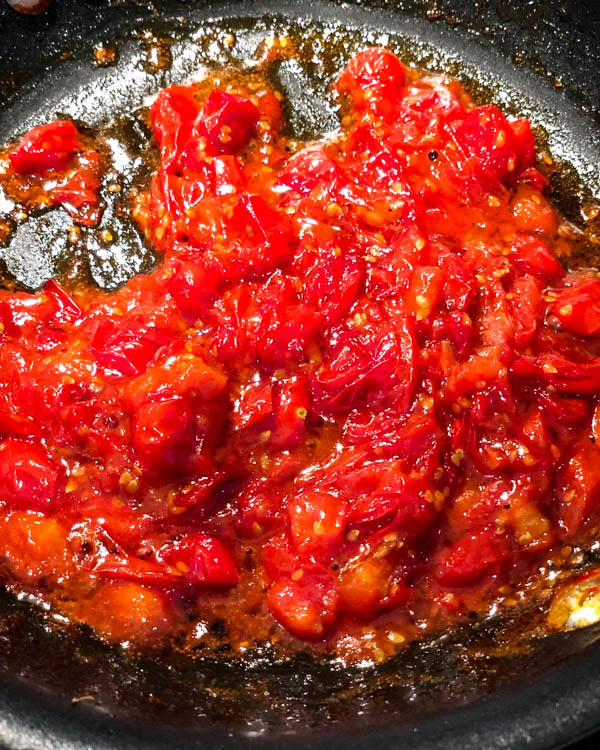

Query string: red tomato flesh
[0,46,596,661]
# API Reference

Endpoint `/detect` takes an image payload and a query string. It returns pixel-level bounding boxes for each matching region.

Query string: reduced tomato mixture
[0,46,599,662]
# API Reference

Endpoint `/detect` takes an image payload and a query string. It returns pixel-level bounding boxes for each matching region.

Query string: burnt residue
[92,42,119,69]
[0,576,598,739]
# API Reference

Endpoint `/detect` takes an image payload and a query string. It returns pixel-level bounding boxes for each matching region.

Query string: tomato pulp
[0,46,597,662]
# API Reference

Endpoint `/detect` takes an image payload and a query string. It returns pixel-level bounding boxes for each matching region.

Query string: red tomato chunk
[0,46,596,661]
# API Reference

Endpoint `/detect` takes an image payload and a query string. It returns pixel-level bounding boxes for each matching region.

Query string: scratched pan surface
[1,1,600,748]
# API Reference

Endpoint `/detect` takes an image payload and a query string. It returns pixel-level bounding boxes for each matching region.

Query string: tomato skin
[548,279,600,338]
[434,529,512,587]
[236,194,294,270]
[278,148,345,197]
[511,353,600,396]
[454,104,532,185]
[169,259,223,318]
[536,391,590,429]
[268,571,338,640]
[161,532,239,587]
[95,533,239,589]
[91,318,169,378]
[262,532,300,581]
[509,118,535,169]
[79,500,151,550]
[233,381,273,430]
[271,377,309,449]
[301,250,362,326]
[250,277,320,369]
[509,274,541,350]
[288,490,347,558]
[237,480,284,538]
[211,155,245,195]
[167,466,225,516]
[431,311,474,357]
[346,411,444,478]
[556,438,600,537]
[94,554,181,587]
[199,89,259,155]
[436,249,476,313]
[337,47,405,108]
[132,396,195,475]
[152,86,201,167]
[122,342,227,410]
[314,318,416,413]
[44,279,83,325]
[49,150,103,226]
[509,234,564,282]
[0,440,61,512]
[50,169,98,210]
[9,120,79,174]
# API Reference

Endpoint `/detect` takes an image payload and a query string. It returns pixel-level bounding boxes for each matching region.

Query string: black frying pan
[1,1,600,748]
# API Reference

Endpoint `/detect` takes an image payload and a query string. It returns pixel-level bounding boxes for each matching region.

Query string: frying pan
[1,0,600,747]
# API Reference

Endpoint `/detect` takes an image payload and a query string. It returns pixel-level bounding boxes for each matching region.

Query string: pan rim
[0,1,599,748]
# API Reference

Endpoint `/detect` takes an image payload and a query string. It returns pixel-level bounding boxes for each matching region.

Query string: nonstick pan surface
[1,1,600,748]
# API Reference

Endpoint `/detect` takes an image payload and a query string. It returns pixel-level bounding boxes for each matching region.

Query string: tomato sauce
[0,46,598,663]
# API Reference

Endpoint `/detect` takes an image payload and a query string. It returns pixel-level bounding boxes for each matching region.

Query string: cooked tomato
[8,120,79,174]
[0,45,596,663]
